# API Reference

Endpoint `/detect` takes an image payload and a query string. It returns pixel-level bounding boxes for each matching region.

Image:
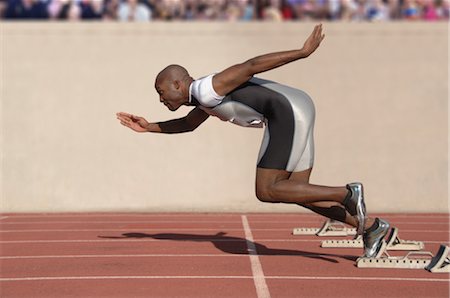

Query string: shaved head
[156,64,190,83]
[154,64,193,111]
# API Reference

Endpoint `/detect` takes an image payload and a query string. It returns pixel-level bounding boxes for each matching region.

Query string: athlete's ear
[173,80,180,90]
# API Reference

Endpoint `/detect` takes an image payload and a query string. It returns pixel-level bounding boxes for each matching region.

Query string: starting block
[321,227,424,251]
[292,219,356,237]
[356,243,450,273]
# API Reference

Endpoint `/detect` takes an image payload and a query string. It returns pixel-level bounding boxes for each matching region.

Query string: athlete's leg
[255,167,375,229]
[255,167,347,204]
[288,168,355,225]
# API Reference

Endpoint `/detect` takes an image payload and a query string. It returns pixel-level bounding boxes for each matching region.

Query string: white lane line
[241,215,271,298]
[0,220,246,224]
[0,275,448,282]
[0,254,248,259]
[0,217,8,220]
[0,228,246,232]
[269,276,450,282]
[0,239,247,243]
[0,214,241,219]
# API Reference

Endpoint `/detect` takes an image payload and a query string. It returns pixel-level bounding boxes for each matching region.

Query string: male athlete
[117,24,389,258]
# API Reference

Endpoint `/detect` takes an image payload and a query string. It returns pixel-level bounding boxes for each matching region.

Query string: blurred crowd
[1,0,449,21]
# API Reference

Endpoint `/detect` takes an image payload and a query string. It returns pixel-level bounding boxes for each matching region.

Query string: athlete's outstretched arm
[116,107,209,134]
[213,24,325,96]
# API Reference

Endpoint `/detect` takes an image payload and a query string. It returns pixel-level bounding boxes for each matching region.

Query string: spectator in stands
[328,0,341,20]
[402,0,421,19]
[152,0,185,20]
[442,0,450,19]
[366,0,390,21]
[339,0,357,20]
[387,0,402,19]
[0,0,7,17]
[48,0,65,19]
[224,3,241,20]
[67,0,81,20]
[118,0,151,21]
[262,0,283,20]
[51,0,81,20]
[79,0,102,19]
[241,0,255,20]
[102,0,119,20]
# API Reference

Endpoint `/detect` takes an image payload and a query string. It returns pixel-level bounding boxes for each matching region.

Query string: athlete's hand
[301,24,325,57]
[116,112,150,133]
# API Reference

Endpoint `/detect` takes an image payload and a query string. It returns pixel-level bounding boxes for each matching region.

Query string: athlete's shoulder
[190,74,225,108]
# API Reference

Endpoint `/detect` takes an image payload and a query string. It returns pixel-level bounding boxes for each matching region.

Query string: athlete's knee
[255,186,281,203]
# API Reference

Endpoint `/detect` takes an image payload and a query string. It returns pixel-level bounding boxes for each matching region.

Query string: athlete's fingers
[118,114,133,122]
[116,115,129,122]
[118,112,138,121]
[121,121,135,129]
[316,25,322,39]
[119,117,132,125]
[315,24,321,34]
[117,112,132,118]
[312,25,319,37]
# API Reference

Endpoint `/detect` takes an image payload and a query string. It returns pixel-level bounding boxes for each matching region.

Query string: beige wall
[1,22,448,213]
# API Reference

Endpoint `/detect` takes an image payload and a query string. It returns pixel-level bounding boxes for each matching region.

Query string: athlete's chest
[199,100,265,128]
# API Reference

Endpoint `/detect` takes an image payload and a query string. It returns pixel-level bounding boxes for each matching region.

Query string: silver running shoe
[345,182,367,237]
[363,218,390,258]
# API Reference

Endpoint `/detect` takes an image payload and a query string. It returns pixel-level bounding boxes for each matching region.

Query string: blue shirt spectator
[4,0,49,19]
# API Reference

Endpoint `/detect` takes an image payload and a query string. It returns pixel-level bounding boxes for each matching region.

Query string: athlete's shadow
[99,232,357,263]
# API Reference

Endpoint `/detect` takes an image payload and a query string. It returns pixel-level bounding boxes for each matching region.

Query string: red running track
[0,213,449,298]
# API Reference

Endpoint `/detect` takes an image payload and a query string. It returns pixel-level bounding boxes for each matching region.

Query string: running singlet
[189,74,316,172]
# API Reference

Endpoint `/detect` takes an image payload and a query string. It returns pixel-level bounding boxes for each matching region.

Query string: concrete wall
[1,22,448,213]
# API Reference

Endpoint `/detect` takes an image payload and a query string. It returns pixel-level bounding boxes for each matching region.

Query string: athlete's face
[155,79,186,111]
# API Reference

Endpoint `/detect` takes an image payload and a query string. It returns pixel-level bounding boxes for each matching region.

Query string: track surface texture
[0,213,449,298]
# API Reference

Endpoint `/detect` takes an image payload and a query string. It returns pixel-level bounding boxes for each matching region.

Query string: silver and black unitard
[189,74,316,173]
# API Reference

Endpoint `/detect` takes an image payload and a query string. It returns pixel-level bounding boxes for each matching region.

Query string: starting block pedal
[384,227,424,251]
[321,227,424,251]
[292,219,356,237]
[425,245,450,273]
[356,243,450,273]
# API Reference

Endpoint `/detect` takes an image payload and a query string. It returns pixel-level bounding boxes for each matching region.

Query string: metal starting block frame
[321,227,424,251]
[292,219,356,237]
[356,242,450,273]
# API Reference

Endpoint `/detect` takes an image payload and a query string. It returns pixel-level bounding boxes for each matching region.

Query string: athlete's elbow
[242,60,258,77]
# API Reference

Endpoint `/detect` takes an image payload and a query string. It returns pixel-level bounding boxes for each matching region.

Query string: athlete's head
[155,64,193,111]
